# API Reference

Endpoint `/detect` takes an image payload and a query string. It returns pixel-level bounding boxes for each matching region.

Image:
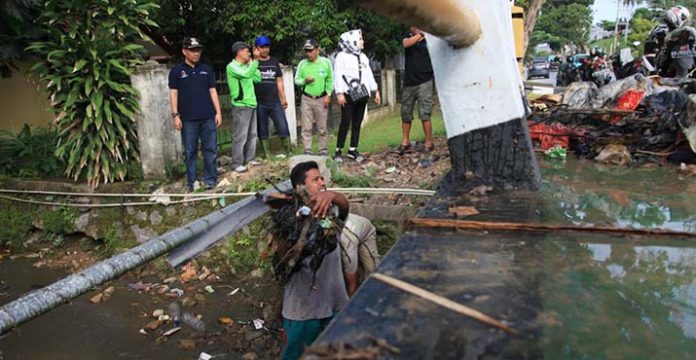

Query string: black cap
[231,41,252,56]
[303,39,319,50]
[182,37,203,49]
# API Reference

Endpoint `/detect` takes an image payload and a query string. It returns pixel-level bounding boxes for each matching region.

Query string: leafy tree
[600,20,617,32]
[535,3,593,48]
[27,0,158,186]
[151,0,403,68]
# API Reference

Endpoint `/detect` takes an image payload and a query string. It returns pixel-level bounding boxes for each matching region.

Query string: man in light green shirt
[294,39,334,155]
[227,41,261,173]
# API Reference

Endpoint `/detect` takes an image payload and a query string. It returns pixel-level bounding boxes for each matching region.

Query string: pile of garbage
[528,74,696,165]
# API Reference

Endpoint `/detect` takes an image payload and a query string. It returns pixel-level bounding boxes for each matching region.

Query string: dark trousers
[181,118,217,187]
[257,102,290,139]
[336,98,368,149]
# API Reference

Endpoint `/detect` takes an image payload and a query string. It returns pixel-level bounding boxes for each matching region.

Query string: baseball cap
[303,39,319,50]
[255,35,272,47]
[182,37,203,49]
[231,41,252,56]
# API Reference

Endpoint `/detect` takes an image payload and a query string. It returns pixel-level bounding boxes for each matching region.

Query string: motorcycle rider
[644,6,691,56]
[645,5,694,77]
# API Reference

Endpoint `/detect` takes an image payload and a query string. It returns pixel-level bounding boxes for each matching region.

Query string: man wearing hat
[294,39,334,155]
[168,37,222,192]
[226,41,262,173]
[253,35,292,159]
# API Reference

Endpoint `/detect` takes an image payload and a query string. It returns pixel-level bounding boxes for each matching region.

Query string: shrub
[0,124,66,178]
[27,0,159,186]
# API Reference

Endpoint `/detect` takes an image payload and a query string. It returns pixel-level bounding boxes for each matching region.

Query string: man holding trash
[267,161,349,360]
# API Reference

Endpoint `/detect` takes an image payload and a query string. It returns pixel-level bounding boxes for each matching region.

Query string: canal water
[1,157,695,359]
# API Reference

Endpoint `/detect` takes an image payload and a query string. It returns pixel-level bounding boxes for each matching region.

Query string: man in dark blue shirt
[168,37,222,191]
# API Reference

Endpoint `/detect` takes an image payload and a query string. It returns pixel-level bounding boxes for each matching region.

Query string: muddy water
[0,258,282,359]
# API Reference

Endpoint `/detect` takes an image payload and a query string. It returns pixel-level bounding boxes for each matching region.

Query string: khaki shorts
[401,79,433,123]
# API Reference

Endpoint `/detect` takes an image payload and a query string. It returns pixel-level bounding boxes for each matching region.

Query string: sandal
[397,144,411,155]
[424,144,435,153]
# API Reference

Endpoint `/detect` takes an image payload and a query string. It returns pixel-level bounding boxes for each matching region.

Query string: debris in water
[152,309,164,318]
[180,262,198,283]
[127,281,155,292]
[218,317,234,325]
[177,339,197,350]
[162,327,181,337]
[145,320,162,331]
[544,145,567,160]
[138,328,147,335]
[595,144,632,165]
[89,293,104,304]
[252,319,265,330]
[198,353,213,360]
[384,166,397,174]
[448,206,480,217]
[227,288,240,296]
[204,285,215,293]
[163,277,177,284]
[181,312,206,332]
[168,288,184,297]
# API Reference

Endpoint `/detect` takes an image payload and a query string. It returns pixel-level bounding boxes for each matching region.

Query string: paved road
[526,70,558,87]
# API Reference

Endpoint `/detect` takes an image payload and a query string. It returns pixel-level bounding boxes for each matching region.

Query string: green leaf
[73,59,87,73]
[107,59,131,76]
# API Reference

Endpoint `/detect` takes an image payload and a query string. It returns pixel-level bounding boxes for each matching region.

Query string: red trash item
[528,121,571,150]
[611,89,644,124]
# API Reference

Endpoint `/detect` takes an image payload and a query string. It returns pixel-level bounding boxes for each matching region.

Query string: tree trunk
[523,0,546,55]
[446,117,541,191]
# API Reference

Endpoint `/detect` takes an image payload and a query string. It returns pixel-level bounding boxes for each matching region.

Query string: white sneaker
[234,165,247,173]
[248,159,262,166]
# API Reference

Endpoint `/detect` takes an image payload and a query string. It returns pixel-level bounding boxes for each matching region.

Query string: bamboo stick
[408,218,696,239]
[371,273,518,334]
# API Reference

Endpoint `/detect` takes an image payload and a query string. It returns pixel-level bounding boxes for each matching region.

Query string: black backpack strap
[342,54,363,88]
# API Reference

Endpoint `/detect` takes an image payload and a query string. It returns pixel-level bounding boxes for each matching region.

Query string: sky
[591,0,648,24]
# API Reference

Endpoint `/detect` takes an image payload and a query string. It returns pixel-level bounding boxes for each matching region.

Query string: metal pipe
[348,0,481,47]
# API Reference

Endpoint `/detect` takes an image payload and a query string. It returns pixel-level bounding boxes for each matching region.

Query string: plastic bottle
[167,302,181,325]
[181,312,206,332]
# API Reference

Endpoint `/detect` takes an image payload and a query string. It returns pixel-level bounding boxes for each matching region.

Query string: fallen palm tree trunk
[409,218,696,239]
[371,273,518,334]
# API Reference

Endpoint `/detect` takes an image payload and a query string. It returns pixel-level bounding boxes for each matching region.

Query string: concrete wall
[130,61,182,179]
[281,65,298,145]
[0,63,54,132]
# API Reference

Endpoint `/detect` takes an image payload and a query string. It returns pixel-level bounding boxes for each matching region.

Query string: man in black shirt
[168,37,222,191]
[253,35,292,159]
[400,27,434,155]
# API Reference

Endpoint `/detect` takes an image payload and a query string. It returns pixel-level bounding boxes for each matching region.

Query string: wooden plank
[372,273,518,334]
[408,218,696,239]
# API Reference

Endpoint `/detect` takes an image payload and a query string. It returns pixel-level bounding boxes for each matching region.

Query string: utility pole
[612,0,622,53]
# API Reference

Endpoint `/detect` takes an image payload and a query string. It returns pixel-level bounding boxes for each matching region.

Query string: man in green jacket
[227,41,262,173]
[294,39,334,155]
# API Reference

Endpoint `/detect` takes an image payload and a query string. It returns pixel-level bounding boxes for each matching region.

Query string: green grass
[338,108,445,153]
[299,107,445,155]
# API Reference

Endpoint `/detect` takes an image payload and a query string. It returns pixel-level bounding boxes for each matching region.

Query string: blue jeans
[181,118,217,188]
[257,102,290,139]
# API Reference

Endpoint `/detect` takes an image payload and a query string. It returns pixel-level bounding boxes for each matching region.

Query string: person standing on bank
[227,41,262,173]
[169,37,222,192]
[253,35,292,159]
[294,39,334,156]
[333,29,380,163]
[400,26,434,155]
